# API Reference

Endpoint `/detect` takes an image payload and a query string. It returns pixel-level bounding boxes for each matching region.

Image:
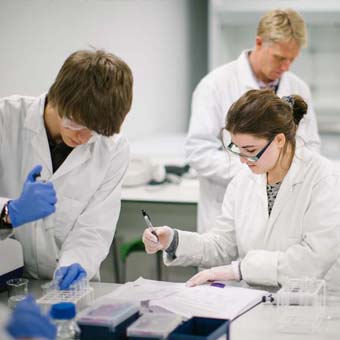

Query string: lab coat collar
[24,93,97,145]
[237,50,294,96]
[52,135,122,181]
[237,50,260,92]
[275,72,291,97]
[24,93,101,180]
[24,94,53,174]
[246,142,306,234]
[24,93,47,133]
[51,145,91,181]
[265,142,306,235]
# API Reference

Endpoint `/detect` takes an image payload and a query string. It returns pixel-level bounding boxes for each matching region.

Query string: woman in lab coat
[186,9,320,234]
[143,89,340,290]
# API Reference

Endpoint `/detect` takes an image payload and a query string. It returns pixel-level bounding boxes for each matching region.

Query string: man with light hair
[186,9,320,234]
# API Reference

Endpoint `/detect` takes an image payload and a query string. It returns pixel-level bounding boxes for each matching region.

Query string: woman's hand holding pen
[142,226,174,254]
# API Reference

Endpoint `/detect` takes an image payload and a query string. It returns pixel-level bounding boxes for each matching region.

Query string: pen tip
[141,209,146,216]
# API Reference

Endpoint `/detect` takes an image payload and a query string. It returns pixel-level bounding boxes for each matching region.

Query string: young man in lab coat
[186,9,320,233]
[0,49,133,289]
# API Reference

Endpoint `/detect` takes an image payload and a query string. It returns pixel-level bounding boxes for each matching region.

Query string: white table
[121,133,199,205]
[231,299,340,340]
[122,178,199,204]
[1,280,339,340]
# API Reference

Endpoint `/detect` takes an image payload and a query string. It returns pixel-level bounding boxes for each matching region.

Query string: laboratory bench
[1,279,340,340]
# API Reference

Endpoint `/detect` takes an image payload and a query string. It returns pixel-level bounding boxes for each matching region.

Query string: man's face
[59,117,94,147]
[255,37,300,82]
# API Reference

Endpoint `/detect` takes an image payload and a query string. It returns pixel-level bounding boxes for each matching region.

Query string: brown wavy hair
[226,89,307,157]
[48,49,133,136]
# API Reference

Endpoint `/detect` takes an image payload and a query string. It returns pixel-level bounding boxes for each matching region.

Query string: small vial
[7,278,28,310]
[50,302,81,340]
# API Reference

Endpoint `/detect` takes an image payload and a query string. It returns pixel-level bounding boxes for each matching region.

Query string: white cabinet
[209,0,340,158]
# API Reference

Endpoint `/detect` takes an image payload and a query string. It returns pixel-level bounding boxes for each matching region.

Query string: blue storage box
[79,312,139,340]
[77,300,140,340]
[127,312,183,339]
[168,317,229,340]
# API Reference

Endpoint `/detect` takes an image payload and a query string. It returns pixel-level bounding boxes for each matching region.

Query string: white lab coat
[186,50,321,233]
[0,305,12,340]
[0,94,129,280]
[165,146,340,290]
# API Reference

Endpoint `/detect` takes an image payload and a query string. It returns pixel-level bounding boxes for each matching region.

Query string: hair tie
[282,95,295,108]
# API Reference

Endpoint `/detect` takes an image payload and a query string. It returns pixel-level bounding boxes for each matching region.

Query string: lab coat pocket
[54,196,85,246]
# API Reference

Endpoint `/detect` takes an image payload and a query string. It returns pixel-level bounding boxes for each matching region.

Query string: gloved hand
[55,263,87,290]
[8,165,57,227]
[186,265,236,287]
[142,226,174,254]
[6,295,56,340]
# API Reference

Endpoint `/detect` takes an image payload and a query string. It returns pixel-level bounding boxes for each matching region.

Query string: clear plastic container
[6,278,28,309]
[37,279,93,313]
[77,299,140,328]
[276,278,326,333]
[127,312,183,339]
[50,302,81,340]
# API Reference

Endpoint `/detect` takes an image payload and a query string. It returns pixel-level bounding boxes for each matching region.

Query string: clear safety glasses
[220,128,274,163]
[61,117,88,131]
[61,117,97,136]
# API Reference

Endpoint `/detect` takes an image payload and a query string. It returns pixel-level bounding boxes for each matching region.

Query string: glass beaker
[7,278,28,309]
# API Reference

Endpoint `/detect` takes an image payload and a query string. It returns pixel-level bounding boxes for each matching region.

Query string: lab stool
[119,238,162,283]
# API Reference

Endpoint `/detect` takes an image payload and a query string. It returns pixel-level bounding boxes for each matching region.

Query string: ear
[275,133,286,148]
[255,36,263,49]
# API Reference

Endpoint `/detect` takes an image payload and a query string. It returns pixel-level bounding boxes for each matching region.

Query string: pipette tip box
[77,300,140,340]
[127,312,183,339]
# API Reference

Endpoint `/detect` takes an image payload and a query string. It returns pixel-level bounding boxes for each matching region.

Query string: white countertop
[122,134,340,205]
[122,178,199,204]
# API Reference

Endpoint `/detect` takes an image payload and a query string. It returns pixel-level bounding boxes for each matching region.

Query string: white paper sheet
[106,277,184,301]
[106,277,267,320]
[150,284,266,320]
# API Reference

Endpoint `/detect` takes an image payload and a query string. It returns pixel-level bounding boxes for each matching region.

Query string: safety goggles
[221,129,274,163]
[61,118,98,137]
[61,117,88,131]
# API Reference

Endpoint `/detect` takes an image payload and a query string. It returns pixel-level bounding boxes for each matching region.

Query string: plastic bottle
[50,302,81,339]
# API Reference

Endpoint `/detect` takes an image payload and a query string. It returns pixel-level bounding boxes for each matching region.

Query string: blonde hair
[257,9,307,47]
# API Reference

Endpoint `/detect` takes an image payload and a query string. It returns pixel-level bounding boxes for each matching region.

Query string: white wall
[0,0,207,140]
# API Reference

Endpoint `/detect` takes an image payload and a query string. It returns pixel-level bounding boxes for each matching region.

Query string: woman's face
[230,133,285,174]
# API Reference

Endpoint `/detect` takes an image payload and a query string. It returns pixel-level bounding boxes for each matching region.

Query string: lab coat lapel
[24,94,53,174]
[51,144,92,181]
[236,50,260,93]
[237,52,294,96]
[253,173,268,206]
[29,132,53,174]
[265,151,304,238]
[275,73,291,97]
[247,173,269,220]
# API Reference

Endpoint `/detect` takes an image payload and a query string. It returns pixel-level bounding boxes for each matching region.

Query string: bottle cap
[50,302,76,320]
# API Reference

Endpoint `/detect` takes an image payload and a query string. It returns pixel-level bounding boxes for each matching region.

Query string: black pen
[141,209,159,241]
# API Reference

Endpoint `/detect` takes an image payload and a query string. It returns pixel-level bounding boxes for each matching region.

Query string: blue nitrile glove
[55,263,87,290]
[6,295,56,340]
[8,165,57,227]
